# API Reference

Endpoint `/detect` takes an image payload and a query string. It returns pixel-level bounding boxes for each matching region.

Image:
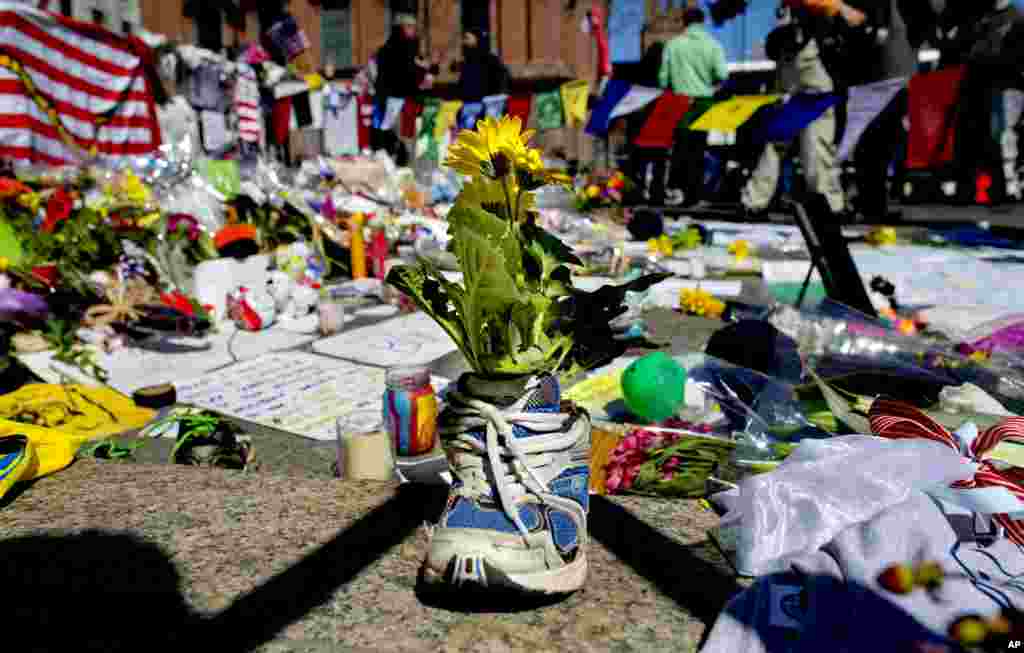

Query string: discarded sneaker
[422,374,591,595]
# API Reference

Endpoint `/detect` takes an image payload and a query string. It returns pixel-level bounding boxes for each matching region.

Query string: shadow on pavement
[4,487,744,651]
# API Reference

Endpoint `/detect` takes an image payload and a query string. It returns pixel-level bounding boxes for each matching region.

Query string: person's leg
[1002,90,1024,200]
[852,89,907,217]
[741,142,783,211]
[681,129,708,206]
[800,105,845,214]
[666,126,689,196]
[953,69,988,204]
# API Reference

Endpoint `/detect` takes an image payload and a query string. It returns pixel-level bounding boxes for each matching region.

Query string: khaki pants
[742,39,846,213]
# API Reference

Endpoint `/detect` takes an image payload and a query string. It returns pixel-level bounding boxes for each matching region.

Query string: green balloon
[621,352,686,423]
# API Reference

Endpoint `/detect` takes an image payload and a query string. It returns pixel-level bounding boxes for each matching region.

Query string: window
[321,0,353,68]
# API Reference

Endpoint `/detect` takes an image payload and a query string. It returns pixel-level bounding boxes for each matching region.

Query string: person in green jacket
[658,7,729,207]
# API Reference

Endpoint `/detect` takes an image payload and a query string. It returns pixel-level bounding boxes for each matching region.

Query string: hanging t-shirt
[235,67,262,144]
[324,86,359,156]
[200,110,231,153]
[190,62,226,112]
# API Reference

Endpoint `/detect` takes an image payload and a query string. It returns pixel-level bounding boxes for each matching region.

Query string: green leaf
[805,366,871,433]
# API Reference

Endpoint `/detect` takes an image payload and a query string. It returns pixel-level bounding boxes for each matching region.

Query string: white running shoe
[421,374,591,595]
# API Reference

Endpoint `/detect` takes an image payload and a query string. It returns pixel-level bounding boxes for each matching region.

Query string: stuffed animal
[227,286,276,331]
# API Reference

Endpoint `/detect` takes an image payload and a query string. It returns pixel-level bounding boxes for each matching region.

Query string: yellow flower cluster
[647,235,673,257]
[866,226,897,246]
[728,240,751,262]
[680,288,725,319]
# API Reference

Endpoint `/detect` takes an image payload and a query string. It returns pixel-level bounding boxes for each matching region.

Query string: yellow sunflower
[446,116,533,179]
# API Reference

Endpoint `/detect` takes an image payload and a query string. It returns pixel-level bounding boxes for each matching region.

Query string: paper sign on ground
[16,324,319,395]
[313,310,458,367]
[174,351,449,441]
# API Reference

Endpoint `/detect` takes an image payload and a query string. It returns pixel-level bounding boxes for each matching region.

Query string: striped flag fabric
[235,66,262,144]
[0,6,161,166]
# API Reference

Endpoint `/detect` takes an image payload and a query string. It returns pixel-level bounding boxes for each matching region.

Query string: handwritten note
[174,351,449,441]
[313,310,458,367]
[16,324,320,396]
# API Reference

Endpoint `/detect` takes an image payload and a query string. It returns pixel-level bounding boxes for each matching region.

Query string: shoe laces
[440,385,573,539]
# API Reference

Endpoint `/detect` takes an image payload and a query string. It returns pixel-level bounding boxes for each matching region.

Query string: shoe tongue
[460,374,560,413]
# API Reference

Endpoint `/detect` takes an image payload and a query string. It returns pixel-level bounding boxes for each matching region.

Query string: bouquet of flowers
[604,421,734,496]
[575,170,634,213]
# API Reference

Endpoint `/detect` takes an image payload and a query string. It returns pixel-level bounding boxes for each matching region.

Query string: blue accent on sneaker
[550,466,590,513]
[548,510,578,552]
[444,497,542,533]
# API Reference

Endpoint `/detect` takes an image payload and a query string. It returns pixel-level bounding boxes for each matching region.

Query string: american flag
[0,4,161,166]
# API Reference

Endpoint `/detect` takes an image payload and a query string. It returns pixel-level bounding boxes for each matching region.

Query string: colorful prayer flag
[458,102,484,131]
[482,94,508,119]
[634,92,691,148]
[506,95,532,125]
[434,100,463,139]
[750,92,839,143]
[531,90,564,130]
[560,80,591,127]
[837,78,905,161]
[689,95,780,132]
[608,85,663,120]
[906,66,965,170]
[585,79,631,136]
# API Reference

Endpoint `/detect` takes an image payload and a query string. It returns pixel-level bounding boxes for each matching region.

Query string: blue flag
[585,79,632,137]
[749,92,839,143]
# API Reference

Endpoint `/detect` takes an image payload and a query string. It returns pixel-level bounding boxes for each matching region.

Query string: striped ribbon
[869,398,1024,545]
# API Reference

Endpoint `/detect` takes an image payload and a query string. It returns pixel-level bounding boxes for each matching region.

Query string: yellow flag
[689,95,780,132]
[560,80,591,128]
[435,100,463,139]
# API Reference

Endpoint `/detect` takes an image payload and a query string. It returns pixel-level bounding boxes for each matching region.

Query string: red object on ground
[976,171,992,205]
[906,66,965,170]
[357,94,373,150]
[31,264,58,287]
[160,291,195,317]
[214,224,258,251]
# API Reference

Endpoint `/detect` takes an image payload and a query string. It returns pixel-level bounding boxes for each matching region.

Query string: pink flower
[662,470,675,481]
[606,466,623,493]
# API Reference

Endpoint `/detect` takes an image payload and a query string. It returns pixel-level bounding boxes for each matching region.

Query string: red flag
[400,99,422,140]
[634,93,691,148]
[506,95,532,125]
[906,66,965,170]
[356,94,373,150]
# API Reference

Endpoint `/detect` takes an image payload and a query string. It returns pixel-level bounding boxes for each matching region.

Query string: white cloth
[323,86,359,156]
[157,96,200,154]
[200,110,231,153]
[703,435,1024,653]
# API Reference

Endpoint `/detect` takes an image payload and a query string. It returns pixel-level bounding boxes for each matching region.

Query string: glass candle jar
[382,366,438,458]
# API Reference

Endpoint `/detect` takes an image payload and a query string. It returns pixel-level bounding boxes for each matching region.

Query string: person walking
[372,13,437,166]
[626,40,666,204]
[658,7,729,207]
[738,0,863,220]
[454,29,509,103]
